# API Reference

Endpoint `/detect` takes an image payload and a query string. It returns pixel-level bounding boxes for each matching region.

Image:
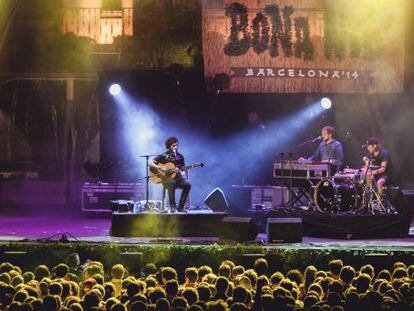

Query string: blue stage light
[321,97,332,109]
[109,84,122,96]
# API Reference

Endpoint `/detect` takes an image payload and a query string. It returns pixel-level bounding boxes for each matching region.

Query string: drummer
[362,137,391,198]
[299,125,344,174]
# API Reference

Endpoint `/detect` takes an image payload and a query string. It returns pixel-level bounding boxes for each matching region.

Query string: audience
[0,257,413,310]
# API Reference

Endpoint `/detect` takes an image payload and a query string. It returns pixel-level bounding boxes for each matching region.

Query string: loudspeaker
[401,189,414,215]
[204,187,228,212]
[218,217,258,242]
[267,218,303,243]
[387,188,411,216]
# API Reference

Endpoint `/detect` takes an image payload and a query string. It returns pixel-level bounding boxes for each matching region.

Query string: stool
[160,171,191,212]
[161,186,169,211]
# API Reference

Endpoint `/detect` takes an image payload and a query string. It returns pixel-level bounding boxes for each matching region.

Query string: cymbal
[343,168,359,174]
[361,165,381,170]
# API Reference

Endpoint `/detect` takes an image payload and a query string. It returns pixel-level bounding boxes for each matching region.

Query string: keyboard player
[298,125,344,174]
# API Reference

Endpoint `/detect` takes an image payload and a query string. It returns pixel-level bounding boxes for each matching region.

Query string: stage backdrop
[202,0,406,93]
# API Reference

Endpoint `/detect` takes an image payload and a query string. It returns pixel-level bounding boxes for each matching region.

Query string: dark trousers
[164,176,191,210]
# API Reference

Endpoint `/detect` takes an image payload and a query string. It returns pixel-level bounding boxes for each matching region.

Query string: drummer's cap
[365,137,379,146]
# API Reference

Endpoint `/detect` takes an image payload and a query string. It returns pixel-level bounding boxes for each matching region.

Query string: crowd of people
[0,254,413,310]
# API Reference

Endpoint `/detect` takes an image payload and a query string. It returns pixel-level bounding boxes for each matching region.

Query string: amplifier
[267,218,303,243]
[82,183,145,212]
[251,186,289,209]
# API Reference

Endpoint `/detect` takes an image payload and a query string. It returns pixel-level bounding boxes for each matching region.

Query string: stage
[0,213,413,248]
[0,212,413,273]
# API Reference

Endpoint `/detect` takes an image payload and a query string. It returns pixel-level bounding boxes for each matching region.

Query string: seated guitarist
[149,137,191,212]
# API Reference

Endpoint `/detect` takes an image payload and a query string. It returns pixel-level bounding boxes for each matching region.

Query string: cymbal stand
[361,158,386,214]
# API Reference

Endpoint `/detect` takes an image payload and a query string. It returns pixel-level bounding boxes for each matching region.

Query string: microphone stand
[327,142,332,178]
[138,154,159,211]
[278,137,320,156]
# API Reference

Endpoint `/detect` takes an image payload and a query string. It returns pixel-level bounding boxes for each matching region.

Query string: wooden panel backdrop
[202,0,406,93]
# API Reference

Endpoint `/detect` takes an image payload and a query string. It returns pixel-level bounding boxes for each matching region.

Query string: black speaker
[218,217,258,242]
[387,188,411,216]
[401,189,414,215]
[204,187,228,212]
[267,218,303,243]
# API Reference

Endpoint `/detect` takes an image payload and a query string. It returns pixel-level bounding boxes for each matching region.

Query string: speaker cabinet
[400,189,414,215]
[204,187,228,212]
[267,218,303,243]
[218,217,258,242]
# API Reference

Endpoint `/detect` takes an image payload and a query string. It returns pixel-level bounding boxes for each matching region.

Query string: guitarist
[149,137,191,212]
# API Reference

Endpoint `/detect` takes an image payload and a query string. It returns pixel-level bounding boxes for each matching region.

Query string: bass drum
[314,179,337,213]
[314,179,361,213]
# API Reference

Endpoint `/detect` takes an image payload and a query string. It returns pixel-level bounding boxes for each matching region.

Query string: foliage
[0,242,411,277]
[224,2,251,56]
[264,5,293,58]
[130,1,202,69]
[0,1,202,72]
[251,13,269,54]
[294,17,313,60]
[223,3,314,60]
[2,28,95,72]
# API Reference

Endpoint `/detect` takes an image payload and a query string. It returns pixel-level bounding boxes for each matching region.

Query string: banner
[202,0,406,93]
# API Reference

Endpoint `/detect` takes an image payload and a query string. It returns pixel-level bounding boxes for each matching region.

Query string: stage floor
[0,213,413,251]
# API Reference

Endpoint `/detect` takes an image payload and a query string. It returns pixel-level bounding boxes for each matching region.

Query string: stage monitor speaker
[218,217,258,242]
[401,189,414,215]
[267,218,303,243]
[204,187,228,212]
[387,188,411,216]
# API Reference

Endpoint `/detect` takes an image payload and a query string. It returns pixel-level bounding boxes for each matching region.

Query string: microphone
[361,143,367,148]
[312,136,322,143]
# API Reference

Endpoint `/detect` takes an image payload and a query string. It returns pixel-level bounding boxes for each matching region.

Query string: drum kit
[313,166,388,214]
[273,160,391,214]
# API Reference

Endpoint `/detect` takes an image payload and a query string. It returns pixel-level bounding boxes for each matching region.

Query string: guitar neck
[182,165,195,171]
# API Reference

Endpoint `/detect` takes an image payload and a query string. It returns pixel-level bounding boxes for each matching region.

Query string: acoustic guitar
[149,162,204,184]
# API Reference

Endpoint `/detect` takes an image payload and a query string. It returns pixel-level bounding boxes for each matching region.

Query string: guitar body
[149,162,178,184]
[149,161,204,184]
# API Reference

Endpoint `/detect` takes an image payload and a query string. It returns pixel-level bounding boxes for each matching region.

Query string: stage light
[109,84,122,96]
[213,73,230,93]
[321,97,332,110]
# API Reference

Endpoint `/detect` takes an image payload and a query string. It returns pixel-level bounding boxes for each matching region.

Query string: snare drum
[314,179,362,213]
[338,168,365,185]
